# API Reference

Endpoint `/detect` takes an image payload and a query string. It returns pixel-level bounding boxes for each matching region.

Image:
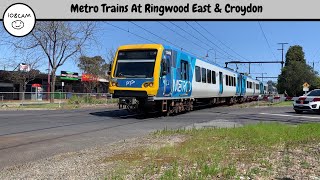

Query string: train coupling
[119,97,138,106]
[118,97,138,111]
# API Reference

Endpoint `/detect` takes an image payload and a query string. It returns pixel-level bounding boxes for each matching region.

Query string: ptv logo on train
[126,80,135,86]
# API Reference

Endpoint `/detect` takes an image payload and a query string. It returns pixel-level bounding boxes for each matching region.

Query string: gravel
[0,134,184,179]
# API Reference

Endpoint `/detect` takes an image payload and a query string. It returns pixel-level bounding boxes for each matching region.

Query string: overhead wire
[157,21,223,60]
[195,21,248,61]
[104,22,157,44]
[129,21,203,58]
[168,22,230,60]
[258,22,277,60]
[185,21,238,60]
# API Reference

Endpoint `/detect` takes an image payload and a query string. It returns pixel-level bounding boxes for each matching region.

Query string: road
[0,105,319,169]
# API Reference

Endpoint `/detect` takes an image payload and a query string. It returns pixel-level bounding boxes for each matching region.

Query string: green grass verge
[106,123,320,179]
[17,103,76,109]
[271,101,294,107]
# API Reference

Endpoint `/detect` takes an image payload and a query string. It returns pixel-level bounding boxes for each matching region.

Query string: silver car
[293,89,320,114]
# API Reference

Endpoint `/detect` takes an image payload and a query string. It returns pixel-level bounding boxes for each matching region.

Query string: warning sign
[303,82,310,92]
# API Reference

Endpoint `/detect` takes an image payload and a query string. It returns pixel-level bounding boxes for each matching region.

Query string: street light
[205,48,217,63]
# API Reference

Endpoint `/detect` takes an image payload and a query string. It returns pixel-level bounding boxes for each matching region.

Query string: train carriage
[109,44,266,115]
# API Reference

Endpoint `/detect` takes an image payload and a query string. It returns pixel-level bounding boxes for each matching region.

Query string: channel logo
[3,3,36,37]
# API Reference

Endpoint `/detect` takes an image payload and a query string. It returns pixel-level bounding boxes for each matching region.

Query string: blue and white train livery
[109,44,267,115]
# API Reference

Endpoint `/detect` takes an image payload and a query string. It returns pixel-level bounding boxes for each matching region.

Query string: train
[108,44,268,115]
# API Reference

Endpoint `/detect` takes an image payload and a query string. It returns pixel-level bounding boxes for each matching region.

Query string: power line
[195,21,248,61]
[258,22,277,60]
[185,21,238,60]
[129,22,203,58]
[168,22,216,53]
[130,21,184,50]
[104,22,157,44]
[157,22,223,59]
[168,22,230,60]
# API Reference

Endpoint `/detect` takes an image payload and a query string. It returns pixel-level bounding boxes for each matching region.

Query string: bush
[68,95,108,105]
[68,95,83,104]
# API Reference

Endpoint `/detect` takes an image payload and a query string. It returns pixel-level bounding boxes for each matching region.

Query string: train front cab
[109,44,164,111]
[109,44,194,114]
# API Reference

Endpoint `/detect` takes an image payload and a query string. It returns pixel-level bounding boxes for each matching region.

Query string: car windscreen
[307,90,320,96]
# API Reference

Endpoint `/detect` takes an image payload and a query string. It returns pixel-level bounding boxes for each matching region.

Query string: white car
[293,89,320,114]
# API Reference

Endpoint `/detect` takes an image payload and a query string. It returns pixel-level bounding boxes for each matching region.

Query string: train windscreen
[114,50,157,78]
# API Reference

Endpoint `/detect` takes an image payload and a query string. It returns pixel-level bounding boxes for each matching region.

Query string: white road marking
[259,113,320,119]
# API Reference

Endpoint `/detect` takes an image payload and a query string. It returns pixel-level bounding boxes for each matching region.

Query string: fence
[0,92,117,107]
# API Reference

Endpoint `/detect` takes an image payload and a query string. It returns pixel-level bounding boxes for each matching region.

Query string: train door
[236,75,241,95]
[180,59,190,95]
[161,49,173,97]
[241,76,246,95]
[219,72,223,94]
[259,82,264,94]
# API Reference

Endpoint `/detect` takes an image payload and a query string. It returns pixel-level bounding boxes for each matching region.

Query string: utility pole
[206,48,218,63]
[252,73,267,82]
[47,61,51,100]
[278,42,288,69]
[225,61,282,75]
[313,61,315,70]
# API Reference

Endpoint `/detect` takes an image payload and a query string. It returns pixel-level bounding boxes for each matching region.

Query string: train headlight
[143,83,149,87]
[149,82,153,87]
[111,82,118,87]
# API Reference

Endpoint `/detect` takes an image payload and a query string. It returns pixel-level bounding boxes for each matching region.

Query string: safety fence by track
[0,92,117,107]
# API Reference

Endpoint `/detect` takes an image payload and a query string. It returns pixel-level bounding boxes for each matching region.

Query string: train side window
[232,77,235,86]
[234,77,236,86]
[247,81,249,88]
[226,75,229,86]
[207,70,212,83]
[202,68,206,83]
[212,71,216,84]
[164,49,172,74]
[172,50,177,68]
[195,66,201,82]
[230,76,233,86]
[181,60,188,80]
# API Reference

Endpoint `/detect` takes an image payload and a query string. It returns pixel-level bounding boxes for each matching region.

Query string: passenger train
[109,44,268,115]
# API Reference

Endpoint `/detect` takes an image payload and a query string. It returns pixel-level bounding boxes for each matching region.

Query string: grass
[271,100,294,107]
[17,103,78,109]
[1,98,118,110]
[106,123,320,179]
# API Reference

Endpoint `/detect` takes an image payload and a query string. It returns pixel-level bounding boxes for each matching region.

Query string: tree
[267,80,277,94]
[285,45,306,66]
[78,56,109,93]
[9,54,41,100]
[278,45,319,96]
[11,21,96,102]
[278,61,317,96]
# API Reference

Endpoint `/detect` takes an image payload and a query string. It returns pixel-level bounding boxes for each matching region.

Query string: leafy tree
[285,45,306,66]
[278,45,319,96]
[278,61,317,96]
[1,52,41,100]
[10,21,96,102]
[267,80,277,94]
[78,56,109,93]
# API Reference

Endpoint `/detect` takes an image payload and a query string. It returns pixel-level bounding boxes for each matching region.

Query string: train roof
[118,44,264,83]
[163,44,240,75]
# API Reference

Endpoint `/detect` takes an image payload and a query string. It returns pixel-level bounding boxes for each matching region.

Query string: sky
[1,21,320,82]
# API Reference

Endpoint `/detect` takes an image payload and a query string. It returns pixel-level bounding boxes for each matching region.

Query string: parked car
[293,89,320,114]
